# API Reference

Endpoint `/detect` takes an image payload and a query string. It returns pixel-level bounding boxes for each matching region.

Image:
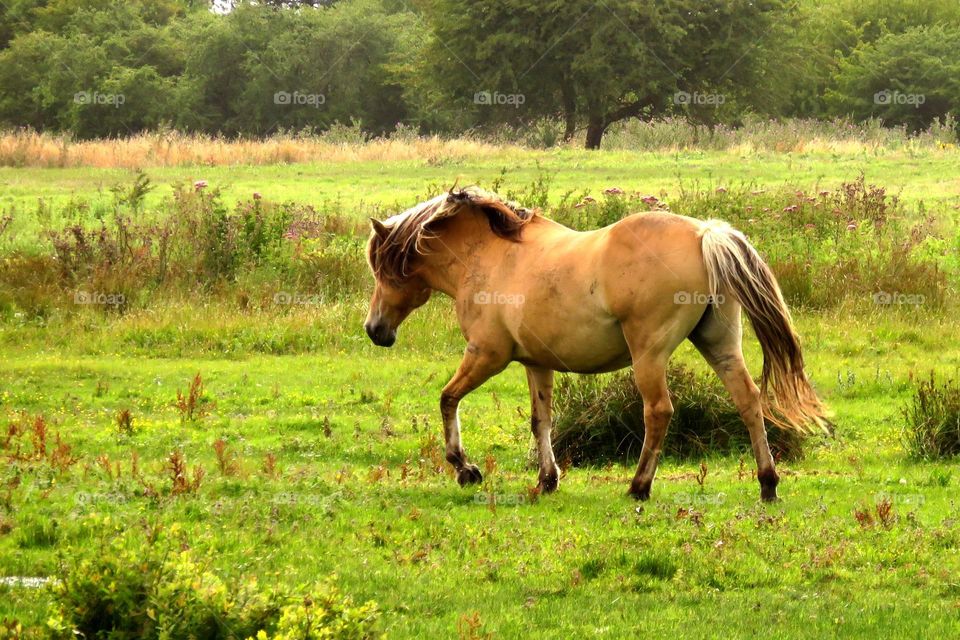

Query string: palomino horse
[364,187,825,502]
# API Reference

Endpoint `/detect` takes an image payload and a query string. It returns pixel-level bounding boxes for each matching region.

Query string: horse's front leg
[440,343,509,486]
[525,366,560,493]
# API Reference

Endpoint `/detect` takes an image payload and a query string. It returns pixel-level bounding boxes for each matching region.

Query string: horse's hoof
[457,464,483,486]
[628,481,651,501]
[758,469,780,502]
[760,486,780,503]
[538,474,559,494]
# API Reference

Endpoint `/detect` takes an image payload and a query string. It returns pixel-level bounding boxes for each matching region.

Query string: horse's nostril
[365,322,394,347]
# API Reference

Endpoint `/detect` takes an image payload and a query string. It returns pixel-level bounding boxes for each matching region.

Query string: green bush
[827,26,960,131]
[551,365,806,464]
[903,373,960,459]
[46,526,381,639]
[258,586,382,640]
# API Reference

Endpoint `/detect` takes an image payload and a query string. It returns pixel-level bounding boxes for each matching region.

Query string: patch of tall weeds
[552,365,806,464]
[903,372,960,459]
[0,180,370,318]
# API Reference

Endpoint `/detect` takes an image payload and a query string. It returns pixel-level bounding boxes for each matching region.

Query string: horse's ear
[370,218,389,239]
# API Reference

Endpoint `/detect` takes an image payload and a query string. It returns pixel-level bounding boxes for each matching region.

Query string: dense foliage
[0,0,958,145]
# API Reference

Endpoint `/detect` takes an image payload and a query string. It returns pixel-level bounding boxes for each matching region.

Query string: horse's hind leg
[627,355,673,500]
[525,366,560,493]
[689,305,779,501]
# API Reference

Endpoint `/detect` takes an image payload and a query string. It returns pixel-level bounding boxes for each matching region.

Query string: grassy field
[0,143,959,638]
[3,147,960,211]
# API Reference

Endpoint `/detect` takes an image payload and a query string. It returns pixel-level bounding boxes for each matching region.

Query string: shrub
[903,372,960,459]
[47,527,381,640]
[260,586,382,640]
[552,365,806,464]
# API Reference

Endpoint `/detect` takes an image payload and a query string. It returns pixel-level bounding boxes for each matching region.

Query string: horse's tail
[699,220,828,433]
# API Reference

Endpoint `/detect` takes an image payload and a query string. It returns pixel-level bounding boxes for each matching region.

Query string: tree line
[0,0,958,147]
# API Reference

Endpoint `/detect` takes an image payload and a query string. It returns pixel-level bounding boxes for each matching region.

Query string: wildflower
[194,180,207,191]
[603,187,624,195]
[253,192,262,200]
[715,186,727,194]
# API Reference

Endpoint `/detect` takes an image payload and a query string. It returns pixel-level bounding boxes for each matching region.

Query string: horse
[363,187,826,502]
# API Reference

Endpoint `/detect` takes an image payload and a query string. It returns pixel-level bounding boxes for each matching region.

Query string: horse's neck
[419,213,509,297]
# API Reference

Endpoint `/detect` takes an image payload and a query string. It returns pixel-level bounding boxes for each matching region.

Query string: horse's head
[364,218,432,347]
[363,188,534,347]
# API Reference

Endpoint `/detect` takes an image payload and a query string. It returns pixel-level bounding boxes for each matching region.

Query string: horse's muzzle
[364,322,396,347]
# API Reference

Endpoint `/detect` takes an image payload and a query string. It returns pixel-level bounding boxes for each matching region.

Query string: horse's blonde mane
[368,187,535,284]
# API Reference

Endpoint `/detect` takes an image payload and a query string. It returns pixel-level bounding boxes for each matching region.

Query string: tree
[784,0,960,118]
[827,25,960,131]
[418,0,794,148]
[0,1,188,137]
[179,0,413,135]
[0,0,46,50]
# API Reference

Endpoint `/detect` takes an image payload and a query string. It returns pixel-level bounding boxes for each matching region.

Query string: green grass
[2,148,960,214]
[0,147,959,638]
[1,307,959,637]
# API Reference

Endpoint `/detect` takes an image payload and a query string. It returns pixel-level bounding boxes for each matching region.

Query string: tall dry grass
[600,115,959,154]
[0,129,520,169]
[3,116,957,168]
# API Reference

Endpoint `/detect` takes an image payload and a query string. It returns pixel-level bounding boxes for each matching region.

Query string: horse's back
[598,211,712,329]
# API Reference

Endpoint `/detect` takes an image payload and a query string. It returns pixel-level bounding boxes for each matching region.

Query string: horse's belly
[513,315,631,374]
